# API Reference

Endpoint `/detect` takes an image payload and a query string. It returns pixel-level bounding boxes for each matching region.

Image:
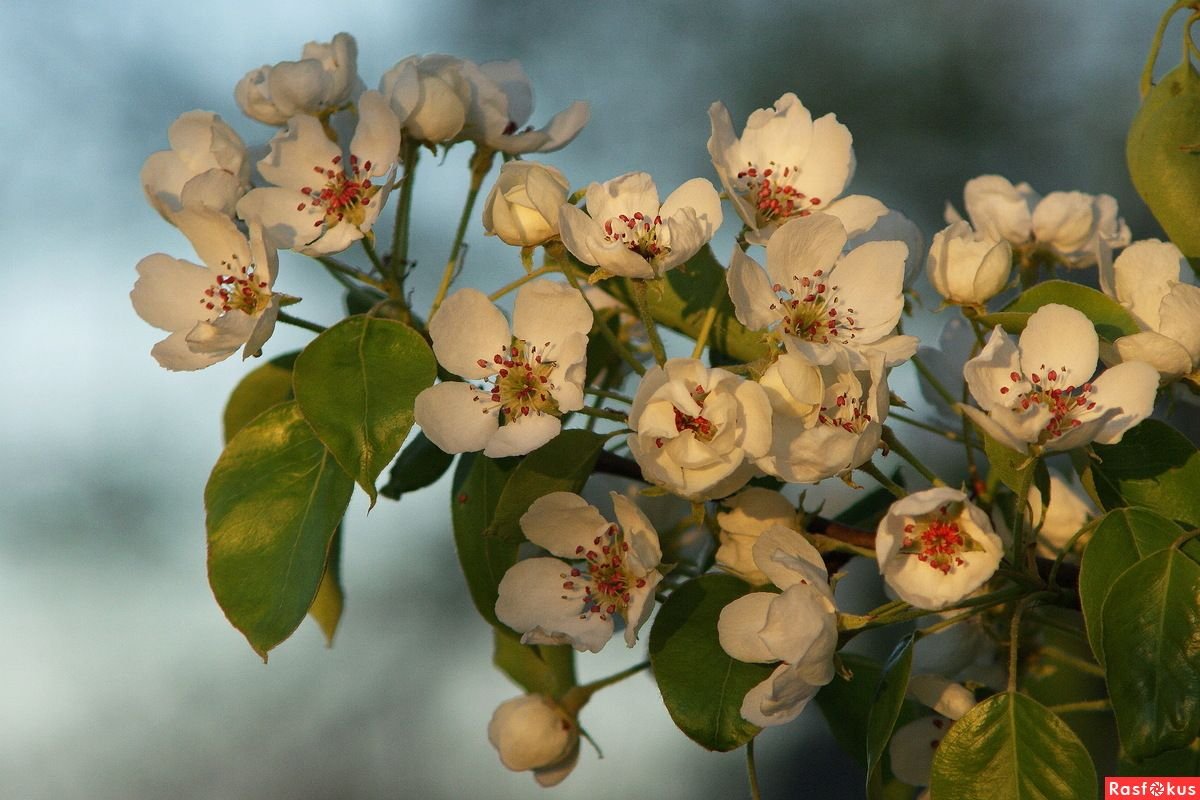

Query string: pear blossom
[458,59,589,154]
[488,694,580,787]
[379,54,472,144]
[141,111,250,221]
[1099,239,1200,382]
[495,491,663,653]
[960,304,1158,454]
[755,341,888,483]
[890,677,977,796]
[926,220,1013,306]
[717,527,838,727]
[235,32,361,126]
[559,172,722,280]
[483,161,570,247]
[727,214,916,366]
[236,91,401,255]
[876,488,1004,610]
[414,280,591,458]
[131,209,280,371]
[627,358,772,501]
[715,488,799,584]
[708,93,858,244]
[947,175,1130,268]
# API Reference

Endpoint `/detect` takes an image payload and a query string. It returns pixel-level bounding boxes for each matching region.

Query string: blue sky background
[0,1,1171,797]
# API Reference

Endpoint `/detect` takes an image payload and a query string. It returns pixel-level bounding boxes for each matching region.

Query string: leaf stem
[631,279,668,366]
[574,407,629,424]
[1009,456,1039,571]
[1039,646,1106,678]
[746,738,763,800]
[488,265,561,301]
[577,660,649,696]
[390,138,420,280]
[1046,699,1112,715]
[430,147,495,317]
[584,387,634,405]
[689,275,729,360]
[277,311,326,333]
[315,256,390,293]
[888,411,966,442]
[859,462,907,499]
[882,426,946,487]
[360,235,386,277]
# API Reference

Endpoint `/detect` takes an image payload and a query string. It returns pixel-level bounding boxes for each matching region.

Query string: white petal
[174,208,252,275]
[766,215,847,290]
[610,493,662,574]
[1018,304,1098,387]
[907,674,976,721]
[964,175,1032,243]
[660,178,723,234]
[236,186,323,251]
[1114,332,1192,378]
[520,493,609,558]
[820,194,887,238]
[557,203,603,266]
[349,90,401,175]
[484,413,561,458]
[827,240,907,344]
[1111,239,1183,329]
[429,288,511,378]
[512,280,593,346]
[495,558,613,653]
[414,382,499,454]
[963,326,1027,411]
[131,253,215,332]
[258,114,341,191]
[752,526,828,591]
[1157,282,1200,365]
[717,592,776,663]
[150,330,229,371]
[799,113,854,203]
[1086,360,1159,445]
[959,404,1032,454]
[727,248,780,331]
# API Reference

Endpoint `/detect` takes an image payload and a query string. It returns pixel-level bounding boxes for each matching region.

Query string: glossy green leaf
[451,453,519,627]
[865,634,915,792]
[378,431,455,502]
[814,652,882,766]
[308,524,344,646]
[206,402,354,659]
[1120,738,1200,775]
[1102,547,1200,760]
[648,574,771,751]
[222,351,298,442]
[929,691,1097,800]
[493,627,576,698]
[293,316,436,505]
[977,280,1140,342]
[1089,420,1200,527]
[979,428,1049,499]
[491,430,607,543]
[1079,508,1190,665]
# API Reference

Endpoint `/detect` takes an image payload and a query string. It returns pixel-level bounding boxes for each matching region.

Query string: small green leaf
[979,428,1049,498]
[648,574,771,751]
[451,453,519,627]
[222,351,298,442]
[491,430,607,543]
[308,524,344,647]
[814,652,883,766]
[1079,508,1190,665]
[1102,547,1200,760]
[493,627,576,698]
[865,634,915,792]
[929,691,1097,800]
[978,280,1141,341]
[293,316,436,505]
[1089,420,1200,527]
[206,402,354,659]
[378,431,455,501]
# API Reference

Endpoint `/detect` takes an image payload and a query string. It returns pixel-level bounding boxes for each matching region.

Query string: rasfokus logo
[1106,778,1200,798]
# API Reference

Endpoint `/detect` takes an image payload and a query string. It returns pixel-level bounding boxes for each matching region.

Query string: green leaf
[378,431,455,502]
[491,430,607,543]
[979,428,1049,498]
[1079,508,1190,665]
[1088,420,1200,527]
[1102,547,1200,760]
[222,351,298,442]
[865,634,915,793]
[293,316,436,505]
[648,574,771,751]
[493,627,576,698]
[451,453,519,627]
[929,691,1097,800]
[308,524,343,646]
[814,652,882,766]
[1119,738,1200,775]
[206,402,354,659]
[978,280,1141,341]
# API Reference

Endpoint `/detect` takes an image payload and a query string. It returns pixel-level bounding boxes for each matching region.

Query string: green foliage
[648,574,771,751]
[865,634,914,794]
[979,427,1049,498]
[379,431,455,502]
[978,280,1140,341]
[293,316,436,505]
[492,627,576,699]
[1081,420,1200,527]
[222,351,298,442]
[308,525,344,646]
[814,652,882,766]
[929,692,1097,799]
[206,402,354,659]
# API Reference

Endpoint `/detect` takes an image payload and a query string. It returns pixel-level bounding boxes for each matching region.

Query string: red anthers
[735,161,821,226]
[471,338,559,421]
[198,258,270,315]
[601,211,670,260]
[297,153,378,229]
[1003,364,1095,441]
[766,268,860,344]
[558,524,643,621]
[659,384,716,446]
[900,504,969,574]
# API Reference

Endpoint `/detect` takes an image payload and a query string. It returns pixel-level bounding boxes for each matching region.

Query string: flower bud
[379,55,472,144]
[487,694,580,787]
[715,488,797,584]
[482,161,570,247]
[926,220,1012,305]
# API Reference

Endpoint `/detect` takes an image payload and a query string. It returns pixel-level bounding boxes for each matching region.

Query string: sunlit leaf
[865,634,914,793]
[493,627,576,698]
[1088,420,1200,527]
[979,280,1140,341]
[222,351,298,442]
[308,524,344,646]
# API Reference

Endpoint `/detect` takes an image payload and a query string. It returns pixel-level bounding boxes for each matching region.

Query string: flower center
[474,338,560,422]
[198,255,271,318]
[559,524,648,621]
[817,386,872,434]
[602,212,670,261]
[899,503,983,574]
[769,270,860,344]
[999,365,1097,442]
[298,154,379,229]
[657,384,716,447]
[734,162,822,227]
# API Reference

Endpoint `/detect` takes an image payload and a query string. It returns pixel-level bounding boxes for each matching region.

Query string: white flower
[559,172,722,280]
[488,694,580,787]
[458,60,589,154]
[715,488,798,584]
[379,54,472,144]
[755,341,888,483]
[495,491,663,653]
[1028,472,1094,558]
[235,32,361,126]
[1099,239,1200,382]
[926,220,1012,306]
[727,214,916,366]
[414,280,591,458]
[960,304,1159,454]
[889,715,952,793]
[131,209,280,371]
[482,161,570,247]
[708,92,856,244]
[141,111,250,221]
[718,527,838,727]
[236,91,400,256]
[627,358,772,501]
[876,488,1004,611]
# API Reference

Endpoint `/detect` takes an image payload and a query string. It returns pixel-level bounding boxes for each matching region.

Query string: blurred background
[0,0,1176,797]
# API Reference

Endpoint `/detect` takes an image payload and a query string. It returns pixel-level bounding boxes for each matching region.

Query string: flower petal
[484,412,561,458]
[727,248,780,331]
[495,558,614,653]
[512,280,593,348]
[1018,304,1098,388]
[766,214,847,289]
[414,381,499,454]
[429,288,511,378]
[717,592,776,663]
[520,492,609,558]
[1085,360,1159,445]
